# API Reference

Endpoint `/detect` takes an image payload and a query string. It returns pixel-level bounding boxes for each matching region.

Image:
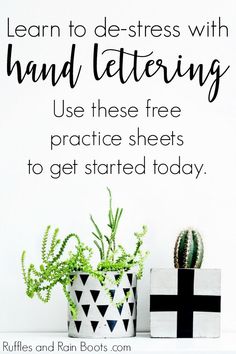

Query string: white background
[0,0,235,334]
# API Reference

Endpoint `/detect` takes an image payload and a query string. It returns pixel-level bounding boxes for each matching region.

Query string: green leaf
[94,240,104,259]
[90,215,103,239]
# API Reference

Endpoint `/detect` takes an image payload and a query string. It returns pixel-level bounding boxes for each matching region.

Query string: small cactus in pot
[174,228,204,268]
[150,228,221,338]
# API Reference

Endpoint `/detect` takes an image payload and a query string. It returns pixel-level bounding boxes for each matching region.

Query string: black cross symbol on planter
[150,269,221,338]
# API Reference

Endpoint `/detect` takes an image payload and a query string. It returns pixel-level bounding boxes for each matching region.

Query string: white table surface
[0,332,235,354]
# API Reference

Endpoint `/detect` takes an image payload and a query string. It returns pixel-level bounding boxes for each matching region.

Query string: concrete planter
[68,271,137,338]
[150,268,221,338]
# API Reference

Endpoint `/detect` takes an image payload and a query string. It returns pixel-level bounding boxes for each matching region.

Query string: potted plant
[21,189,148,338]
[150,228,221,338]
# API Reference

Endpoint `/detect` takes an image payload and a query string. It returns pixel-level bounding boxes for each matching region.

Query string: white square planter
[150,268,221,338]
[68,271,137,338]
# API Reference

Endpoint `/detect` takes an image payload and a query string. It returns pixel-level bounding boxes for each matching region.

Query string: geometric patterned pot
[68,271,137,338]
[150,268,221,338]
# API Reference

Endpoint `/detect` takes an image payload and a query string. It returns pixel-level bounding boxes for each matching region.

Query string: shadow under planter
[68,271,137,338]
[150,268,221,338]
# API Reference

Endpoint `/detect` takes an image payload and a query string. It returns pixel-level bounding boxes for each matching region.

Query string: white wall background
[0,0,235,333]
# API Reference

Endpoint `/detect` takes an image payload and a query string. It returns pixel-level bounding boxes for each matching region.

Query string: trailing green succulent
[21,227,94,319]
[21,188,148,319]
[174,228,204,268]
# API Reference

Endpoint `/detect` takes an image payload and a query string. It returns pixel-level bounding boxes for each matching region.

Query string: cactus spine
[174,228,204,268]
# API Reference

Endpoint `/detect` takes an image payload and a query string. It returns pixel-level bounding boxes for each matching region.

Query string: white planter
[68,271,137,338]
[150,268,221,338]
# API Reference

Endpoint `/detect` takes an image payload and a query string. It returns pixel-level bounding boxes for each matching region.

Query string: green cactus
[174,228,204,268]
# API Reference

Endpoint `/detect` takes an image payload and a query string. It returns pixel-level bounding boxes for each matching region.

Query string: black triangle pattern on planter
[123,288,130,301]
[91,321,99,332]
[109,289,116,300]
[80,274,89,285]
[75,290,82,303]
[127,273,133,286]
[123,319,129,331]
[129,303,134,316]
[98,277,105,286]
[82,304,90,316]
[107,320,117,332]
[132,287,137,299]
[114,274,120,282]
[97,305,109,317]
[117,303,124,315]
[90,290,100,302]
[74,321,82,332]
